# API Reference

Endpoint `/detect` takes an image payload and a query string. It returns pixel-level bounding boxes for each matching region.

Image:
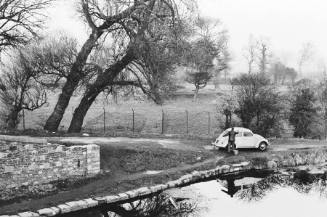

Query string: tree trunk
[44,78,79,132]
[6,109,20,129]
[193,86,199,101]
[224,114,229,129]
[68,88,98,133]
[44,31,103,132]
[68,49,135,133]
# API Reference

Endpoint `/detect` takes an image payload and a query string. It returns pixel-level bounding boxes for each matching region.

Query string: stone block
[104,195,120,203]
[117,193,129,201]
[18,212,39,217]
[83,198,98,208]
[94,197,107,205]
[65,201,83,212]
[150,185,162,193]
[135,187,151,196]
[221,165,230,173]
[57,204,71,213]
[37,208,58,216]
[125,190,138,198]
[166,180,179,188]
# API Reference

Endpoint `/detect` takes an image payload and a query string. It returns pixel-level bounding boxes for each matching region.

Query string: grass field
[18,84,229,137]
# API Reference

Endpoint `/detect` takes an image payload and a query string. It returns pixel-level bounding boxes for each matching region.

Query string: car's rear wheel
[258,142,267,151]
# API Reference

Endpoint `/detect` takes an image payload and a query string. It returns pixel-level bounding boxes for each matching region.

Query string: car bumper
[212,142,226,148]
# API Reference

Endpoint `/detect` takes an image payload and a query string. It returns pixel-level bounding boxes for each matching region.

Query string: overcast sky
[47,0,327,76]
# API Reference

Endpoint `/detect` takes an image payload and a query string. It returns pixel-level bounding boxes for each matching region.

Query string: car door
[242,131,257,148]
[234,131,244,149]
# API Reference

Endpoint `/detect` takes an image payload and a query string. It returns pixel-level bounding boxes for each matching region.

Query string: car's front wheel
[258,142,268,151]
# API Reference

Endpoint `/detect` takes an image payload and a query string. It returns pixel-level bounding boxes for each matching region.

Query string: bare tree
[0,47,47,129]
[317,75,327,140]
[54,0,196,133]
[0,0,53,53]
[32,34,79,89]
[243,35,256,74]
[44,0,196,132]
[256,38,271,75]
[270,61,297,85]
[184,17,229,101]
[297,42,314,77]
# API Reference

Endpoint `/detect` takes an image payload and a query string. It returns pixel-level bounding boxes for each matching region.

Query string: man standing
[227,127,238,153]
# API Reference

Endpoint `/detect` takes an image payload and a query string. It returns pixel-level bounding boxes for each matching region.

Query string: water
[167,171,327,217]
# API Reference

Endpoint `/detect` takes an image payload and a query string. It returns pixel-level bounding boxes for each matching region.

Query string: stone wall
[0,135,100,191]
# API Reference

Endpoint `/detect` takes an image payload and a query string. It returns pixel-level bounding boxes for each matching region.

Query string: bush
[231,73,284,137]
[289,88,319,138]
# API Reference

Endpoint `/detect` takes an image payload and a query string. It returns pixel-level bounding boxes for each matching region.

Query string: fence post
[22,109,25,130]
[132,108,135,133]
[103,107,106,134]
[208,112,211,135]
[161,109,164,134]
[185,110,189,134]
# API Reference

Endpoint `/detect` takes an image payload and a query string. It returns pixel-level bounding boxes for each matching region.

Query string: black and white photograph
[0,0,327,216]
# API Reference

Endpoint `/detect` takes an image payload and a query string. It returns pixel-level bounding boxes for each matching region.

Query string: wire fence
[15,105,222,137]
[12,103,326,139]
[82,108,220,137]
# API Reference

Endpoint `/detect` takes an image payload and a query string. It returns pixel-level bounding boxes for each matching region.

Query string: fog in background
[47,0,327,79]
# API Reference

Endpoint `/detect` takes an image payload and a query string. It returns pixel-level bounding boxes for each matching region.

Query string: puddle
[59,137,181,148]
[143,170,163,175]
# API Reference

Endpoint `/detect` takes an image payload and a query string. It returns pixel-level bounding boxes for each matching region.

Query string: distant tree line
[217,72,326,139]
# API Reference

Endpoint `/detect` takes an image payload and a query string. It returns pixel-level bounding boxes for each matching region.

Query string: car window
[223,131,242,137]
[243,132,253,137]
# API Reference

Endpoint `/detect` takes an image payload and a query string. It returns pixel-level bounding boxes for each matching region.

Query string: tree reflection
[234,171,327,201]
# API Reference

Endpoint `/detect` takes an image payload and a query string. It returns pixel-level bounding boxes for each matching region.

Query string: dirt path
[50,136,205,151]
[51,136,327,152]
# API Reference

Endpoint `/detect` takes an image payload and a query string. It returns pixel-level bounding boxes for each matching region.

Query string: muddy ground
[1,136,327,214]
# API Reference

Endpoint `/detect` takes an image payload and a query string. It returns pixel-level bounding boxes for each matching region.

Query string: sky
[46,0,327,77]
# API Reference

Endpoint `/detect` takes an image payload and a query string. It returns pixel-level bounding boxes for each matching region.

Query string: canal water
[167,171,327,217]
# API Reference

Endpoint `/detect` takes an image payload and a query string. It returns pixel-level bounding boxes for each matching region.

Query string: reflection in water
[236,172,327,201]
[218,169,274,198]
[216,170,327,201]
[221,178,240,197]
[167,170,327,217]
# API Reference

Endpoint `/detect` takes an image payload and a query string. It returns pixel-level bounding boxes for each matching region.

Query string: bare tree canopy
[297,42,315,77]
[32,34,79,88]
[270,61,297,85]
[184,17,230,101]
[243,35,256,74]
[43,0,196,132]
[0,0,53,52]
[256,38,271,75]
[0,46,48,129]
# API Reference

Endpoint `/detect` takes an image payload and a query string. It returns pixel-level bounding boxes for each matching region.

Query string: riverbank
[2,143,327,216]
